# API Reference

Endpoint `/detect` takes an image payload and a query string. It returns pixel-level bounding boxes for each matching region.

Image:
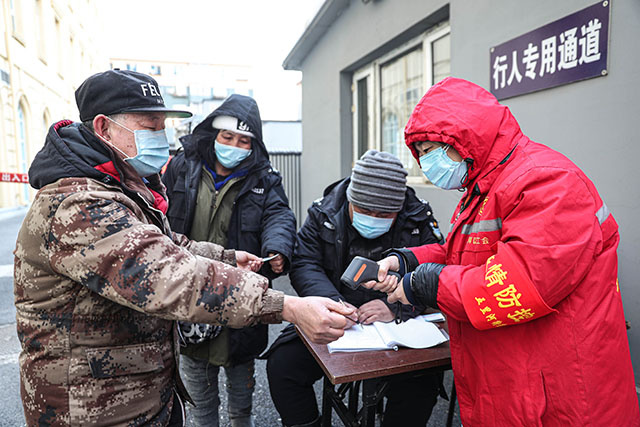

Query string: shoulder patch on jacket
[323,221,335,230]
[313,197,324,206]
[251,187,264,195]
[419,199,433,216]
[430,220,444,243]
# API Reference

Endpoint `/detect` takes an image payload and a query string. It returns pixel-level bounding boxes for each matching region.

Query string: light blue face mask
[419,145,468,190]
[352,211,394,239]
[215,141,252,169]
[104,117,170,177]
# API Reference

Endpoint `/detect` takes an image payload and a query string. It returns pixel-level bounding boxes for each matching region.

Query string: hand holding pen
[338,299,363,330]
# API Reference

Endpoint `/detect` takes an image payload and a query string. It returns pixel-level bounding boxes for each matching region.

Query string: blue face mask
[419,146,468,190]
[352,211,394,239]
[104,117,170,177]
[215,141,252,169]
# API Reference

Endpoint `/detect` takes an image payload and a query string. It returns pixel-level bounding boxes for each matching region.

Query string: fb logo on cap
[140,83,161,97]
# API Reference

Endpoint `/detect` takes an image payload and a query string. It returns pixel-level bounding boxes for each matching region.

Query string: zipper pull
[455,184,480,222]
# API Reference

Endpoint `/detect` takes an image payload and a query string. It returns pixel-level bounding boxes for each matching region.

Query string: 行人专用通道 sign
[490,1,610,100]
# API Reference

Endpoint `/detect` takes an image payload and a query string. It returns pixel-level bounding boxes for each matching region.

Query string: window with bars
[381,47,425,176]
[352,24,450,180]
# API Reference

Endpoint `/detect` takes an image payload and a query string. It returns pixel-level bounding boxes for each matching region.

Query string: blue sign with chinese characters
[490,1,610,100]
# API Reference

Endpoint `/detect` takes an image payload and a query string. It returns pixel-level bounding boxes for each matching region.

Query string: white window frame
[351,23,450,182]
[10,0,25,45]
[351,66,375,163]
[35,0,50,64]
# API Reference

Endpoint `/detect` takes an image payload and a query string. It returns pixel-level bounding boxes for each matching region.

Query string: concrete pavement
[0,206,27,426]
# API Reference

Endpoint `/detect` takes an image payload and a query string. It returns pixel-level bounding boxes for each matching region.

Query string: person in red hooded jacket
[364,77,639,426]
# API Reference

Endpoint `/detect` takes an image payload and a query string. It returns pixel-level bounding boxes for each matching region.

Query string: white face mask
[419,145,468,190]
[352,211,394,239]
[98,117,170,177]
[214,140,252,169]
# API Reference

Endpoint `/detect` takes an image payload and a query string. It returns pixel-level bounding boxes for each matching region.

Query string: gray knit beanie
[346,150,408,213]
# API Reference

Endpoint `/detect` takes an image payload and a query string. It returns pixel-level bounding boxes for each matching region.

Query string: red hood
[404,77,524,184]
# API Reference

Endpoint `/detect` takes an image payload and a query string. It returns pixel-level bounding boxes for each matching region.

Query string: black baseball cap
[75,69,192,122]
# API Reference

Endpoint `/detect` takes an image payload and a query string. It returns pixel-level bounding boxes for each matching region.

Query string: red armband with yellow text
[460,242,556,330]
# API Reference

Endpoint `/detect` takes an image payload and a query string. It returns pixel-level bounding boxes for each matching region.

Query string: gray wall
[297,0,640,391]
[299,0,449,214]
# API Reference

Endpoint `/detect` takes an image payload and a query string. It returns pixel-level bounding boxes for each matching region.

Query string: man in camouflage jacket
[14,69,353,426]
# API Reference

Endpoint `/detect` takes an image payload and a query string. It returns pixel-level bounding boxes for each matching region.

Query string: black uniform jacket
[163,95,296,365]
[265,177,444,353]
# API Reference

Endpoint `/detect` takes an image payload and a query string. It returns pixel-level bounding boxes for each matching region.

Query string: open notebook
[327,314,449,353]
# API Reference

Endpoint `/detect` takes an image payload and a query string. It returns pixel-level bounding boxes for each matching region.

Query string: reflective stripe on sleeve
[461,218,503,235]
[596,203,610,225]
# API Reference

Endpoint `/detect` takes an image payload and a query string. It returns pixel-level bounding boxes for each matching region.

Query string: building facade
[0,0,107,208]
[285,0,640,396]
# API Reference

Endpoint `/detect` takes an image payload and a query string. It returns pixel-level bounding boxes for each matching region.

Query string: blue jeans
[180,354,255,427]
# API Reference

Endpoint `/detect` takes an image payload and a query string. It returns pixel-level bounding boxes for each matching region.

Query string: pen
[338,299,362,328]
[260,254,279,262]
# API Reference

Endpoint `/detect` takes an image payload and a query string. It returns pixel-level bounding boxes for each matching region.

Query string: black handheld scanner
[340,256,402,290]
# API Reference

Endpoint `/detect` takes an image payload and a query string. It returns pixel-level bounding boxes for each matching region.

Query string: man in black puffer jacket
[163,94,296,427]
[266,150,445,427]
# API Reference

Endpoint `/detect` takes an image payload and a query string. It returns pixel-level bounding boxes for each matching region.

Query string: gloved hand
[402,263,446,308]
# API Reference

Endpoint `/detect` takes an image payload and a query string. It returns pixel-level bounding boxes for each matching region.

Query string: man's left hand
[268,253,285,274]
[388,282,410,305]
[357,299,395,324]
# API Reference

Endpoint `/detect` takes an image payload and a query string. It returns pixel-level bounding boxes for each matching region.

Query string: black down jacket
[163,94,296,365]
[266,177,444,351]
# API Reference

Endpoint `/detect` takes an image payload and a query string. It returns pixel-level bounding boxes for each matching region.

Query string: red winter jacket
[404,78,639,426]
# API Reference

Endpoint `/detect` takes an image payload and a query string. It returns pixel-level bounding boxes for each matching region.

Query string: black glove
[405,263,446,309]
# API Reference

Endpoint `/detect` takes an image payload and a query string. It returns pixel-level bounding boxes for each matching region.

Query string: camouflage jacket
[14,121,284,426]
